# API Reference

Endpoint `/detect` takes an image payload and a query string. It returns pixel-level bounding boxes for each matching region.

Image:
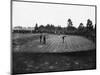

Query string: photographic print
[12,0,96,74]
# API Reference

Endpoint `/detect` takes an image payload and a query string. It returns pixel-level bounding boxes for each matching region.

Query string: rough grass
[12,33,40,49]
[12,50,96,74]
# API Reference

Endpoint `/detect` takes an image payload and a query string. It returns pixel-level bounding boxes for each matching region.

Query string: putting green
[14,35,95,52]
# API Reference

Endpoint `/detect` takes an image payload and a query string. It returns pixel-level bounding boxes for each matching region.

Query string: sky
[12,1,96,28]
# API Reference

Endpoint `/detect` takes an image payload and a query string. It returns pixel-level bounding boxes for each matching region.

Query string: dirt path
[14,35,95,52]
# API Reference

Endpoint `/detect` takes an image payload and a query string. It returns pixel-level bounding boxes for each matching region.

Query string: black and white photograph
[12,0,96,74]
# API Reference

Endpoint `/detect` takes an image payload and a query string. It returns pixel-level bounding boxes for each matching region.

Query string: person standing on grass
[43,35,46,44]
[40,34,42,43]
[62,36,65,43]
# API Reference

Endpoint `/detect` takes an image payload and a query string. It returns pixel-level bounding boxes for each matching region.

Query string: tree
[67,19,76,31]
[86,19,93,31]
[67,19,73,27]
[34,23,38,32]
[78,23,84,31]
[38,25,45,32]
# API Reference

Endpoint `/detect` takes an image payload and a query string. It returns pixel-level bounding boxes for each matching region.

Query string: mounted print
[12,0,96,74]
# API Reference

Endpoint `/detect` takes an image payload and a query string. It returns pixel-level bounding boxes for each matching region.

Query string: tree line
[34,19,95,34]
[13,18,96,36]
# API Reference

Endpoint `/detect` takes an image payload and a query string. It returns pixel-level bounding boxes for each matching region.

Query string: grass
[12,33,40,49]
[12,34,95,52]
[12,33,96,74]
[12,49,96,74]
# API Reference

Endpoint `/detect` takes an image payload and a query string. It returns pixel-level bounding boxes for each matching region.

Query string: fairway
[14,34,95,52]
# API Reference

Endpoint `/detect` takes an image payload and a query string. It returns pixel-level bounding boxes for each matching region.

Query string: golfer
[62,36,65,43]
[43,35,46,44]
[40,34,42,43]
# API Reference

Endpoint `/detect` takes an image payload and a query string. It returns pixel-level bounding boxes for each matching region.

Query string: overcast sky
[12,1,95,28]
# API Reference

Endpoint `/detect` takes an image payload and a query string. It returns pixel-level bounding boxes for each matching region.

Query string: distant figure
[62,36,65,43]
[43,35,46,44]
[40,34,42,43]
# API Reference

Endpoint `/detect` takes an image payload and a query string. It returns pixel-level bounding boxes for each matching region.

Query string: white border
[0,0,99,75]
